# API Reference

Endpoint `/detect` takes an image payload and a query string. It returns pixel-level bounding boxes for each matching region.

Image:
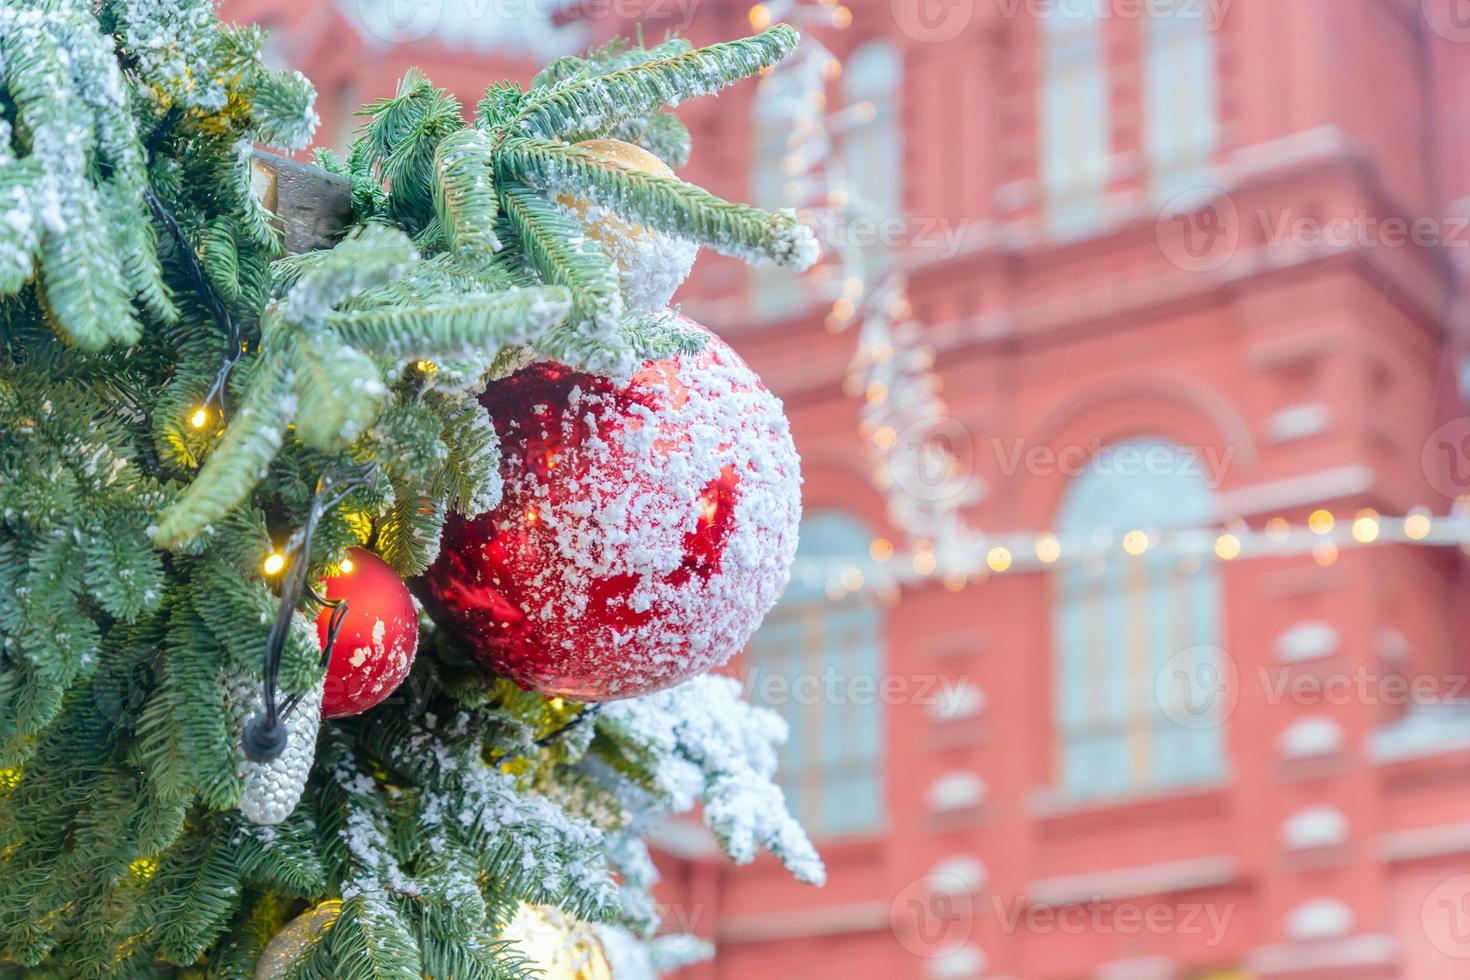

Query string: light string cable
[242,463,378,761]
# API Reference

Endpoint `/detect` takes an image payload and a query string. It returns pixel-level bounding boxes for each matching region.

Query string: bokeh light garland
[756,1,1470,601]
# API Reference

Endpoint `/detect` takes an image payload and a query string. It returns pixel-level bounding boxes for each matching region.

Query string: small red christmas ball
[317,548,419,719]
[419,315,802,700]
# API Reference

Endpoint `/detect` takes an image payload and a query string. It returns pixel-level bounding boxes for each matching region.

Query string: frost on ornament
[228,670,325,826]
[553,139,699,312]
[420,315,802,701]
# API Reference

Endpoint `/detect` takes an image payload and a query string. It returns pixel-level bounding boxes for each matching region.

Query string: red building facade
[226,1,1470,976]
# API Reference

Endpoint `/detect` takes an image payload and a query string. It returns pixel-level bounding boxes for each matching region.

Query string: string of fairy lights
[753,0,1470,602]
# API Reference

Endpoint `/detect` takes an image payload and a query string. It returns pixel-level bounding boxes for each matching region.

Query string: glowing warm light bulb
[986,546,1012,573]
[866,381,888,404]
[832,5,853,28]
[1122,530,1149,556]
[913,550,937,576]
[1035,535,1061,564]
[549,697,565,711]
[823,57,843,81]
[841,567,865,591]
[262,552,286,576]
[1405,511,1432,541]
[1308,510,1335,535]
[1214,534,1242,560]
[748,3,771,30]
[874,426,898,449]
[339,556,355,574]
[189,407,209,429]
[1314,543,1339,566]
[524,506,540,524]
[1351,509,1380,544]
[870,538,894,562]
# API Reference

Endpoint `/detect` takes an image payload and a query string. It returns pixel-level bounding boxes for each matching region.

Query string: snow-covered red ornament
[317,548,419,718]
[555,139,699,312]
[419,315,801,700]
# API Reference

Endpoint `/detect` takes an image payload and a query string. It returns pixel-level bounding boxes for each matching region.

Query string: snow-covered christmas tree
[0,1,824,975]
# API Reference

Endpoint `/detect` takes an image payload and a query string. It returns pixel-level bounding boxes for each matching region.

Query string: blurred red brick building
[225,0,1470,977]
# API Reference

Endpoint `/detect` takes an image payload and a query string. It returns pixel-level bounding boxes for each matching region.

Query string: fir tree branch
[511,26,799,143]
[498,138,819,270]
[432,128,501,264]
[497,183,624,347]
[327,286,571,360]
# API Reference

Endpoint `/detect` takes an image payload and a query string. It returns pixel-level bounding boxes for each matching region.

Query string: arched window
[1144,0,1219,199]
[745,511,885,837]
[1053,439,1226,800]
[1039,0,1110,236]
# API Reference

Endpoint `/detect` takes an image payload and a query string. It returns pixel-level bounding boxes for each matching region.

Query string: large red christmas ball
[419,315,802,700]
[317,548,419,718]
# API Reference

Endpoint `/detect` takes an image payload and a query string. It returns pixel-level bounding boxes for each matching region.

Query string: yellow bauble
[254,900,342,980]
[555,139,698,312]
[499,902,614,980]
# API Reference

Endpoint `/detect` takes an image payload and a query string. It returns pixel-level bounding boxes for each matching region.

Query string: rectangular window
[1040,12,1111,236]
[1145,10,1219,201]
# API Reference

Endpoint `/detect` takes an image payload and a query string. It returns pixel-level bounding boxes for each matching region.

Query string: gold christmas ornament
[555,138,698,313]
[499,902,614,980]
[254,900,342,980]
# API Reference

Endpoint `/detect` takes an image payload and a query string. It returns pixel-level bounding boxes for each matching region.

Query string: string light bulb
[870,538,894,562]
[748,3,771,29]
[189,406,209,429]
[1308,510,1335,535]
[339,556,355,574]
[1351,509,1380,544]
[986,546,1012,573]
[1035,535,1061,564]
[1215,534,1242,560]
[262,551,286,576]
[1405,510,1432,540]
[1122,530,1149,556]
